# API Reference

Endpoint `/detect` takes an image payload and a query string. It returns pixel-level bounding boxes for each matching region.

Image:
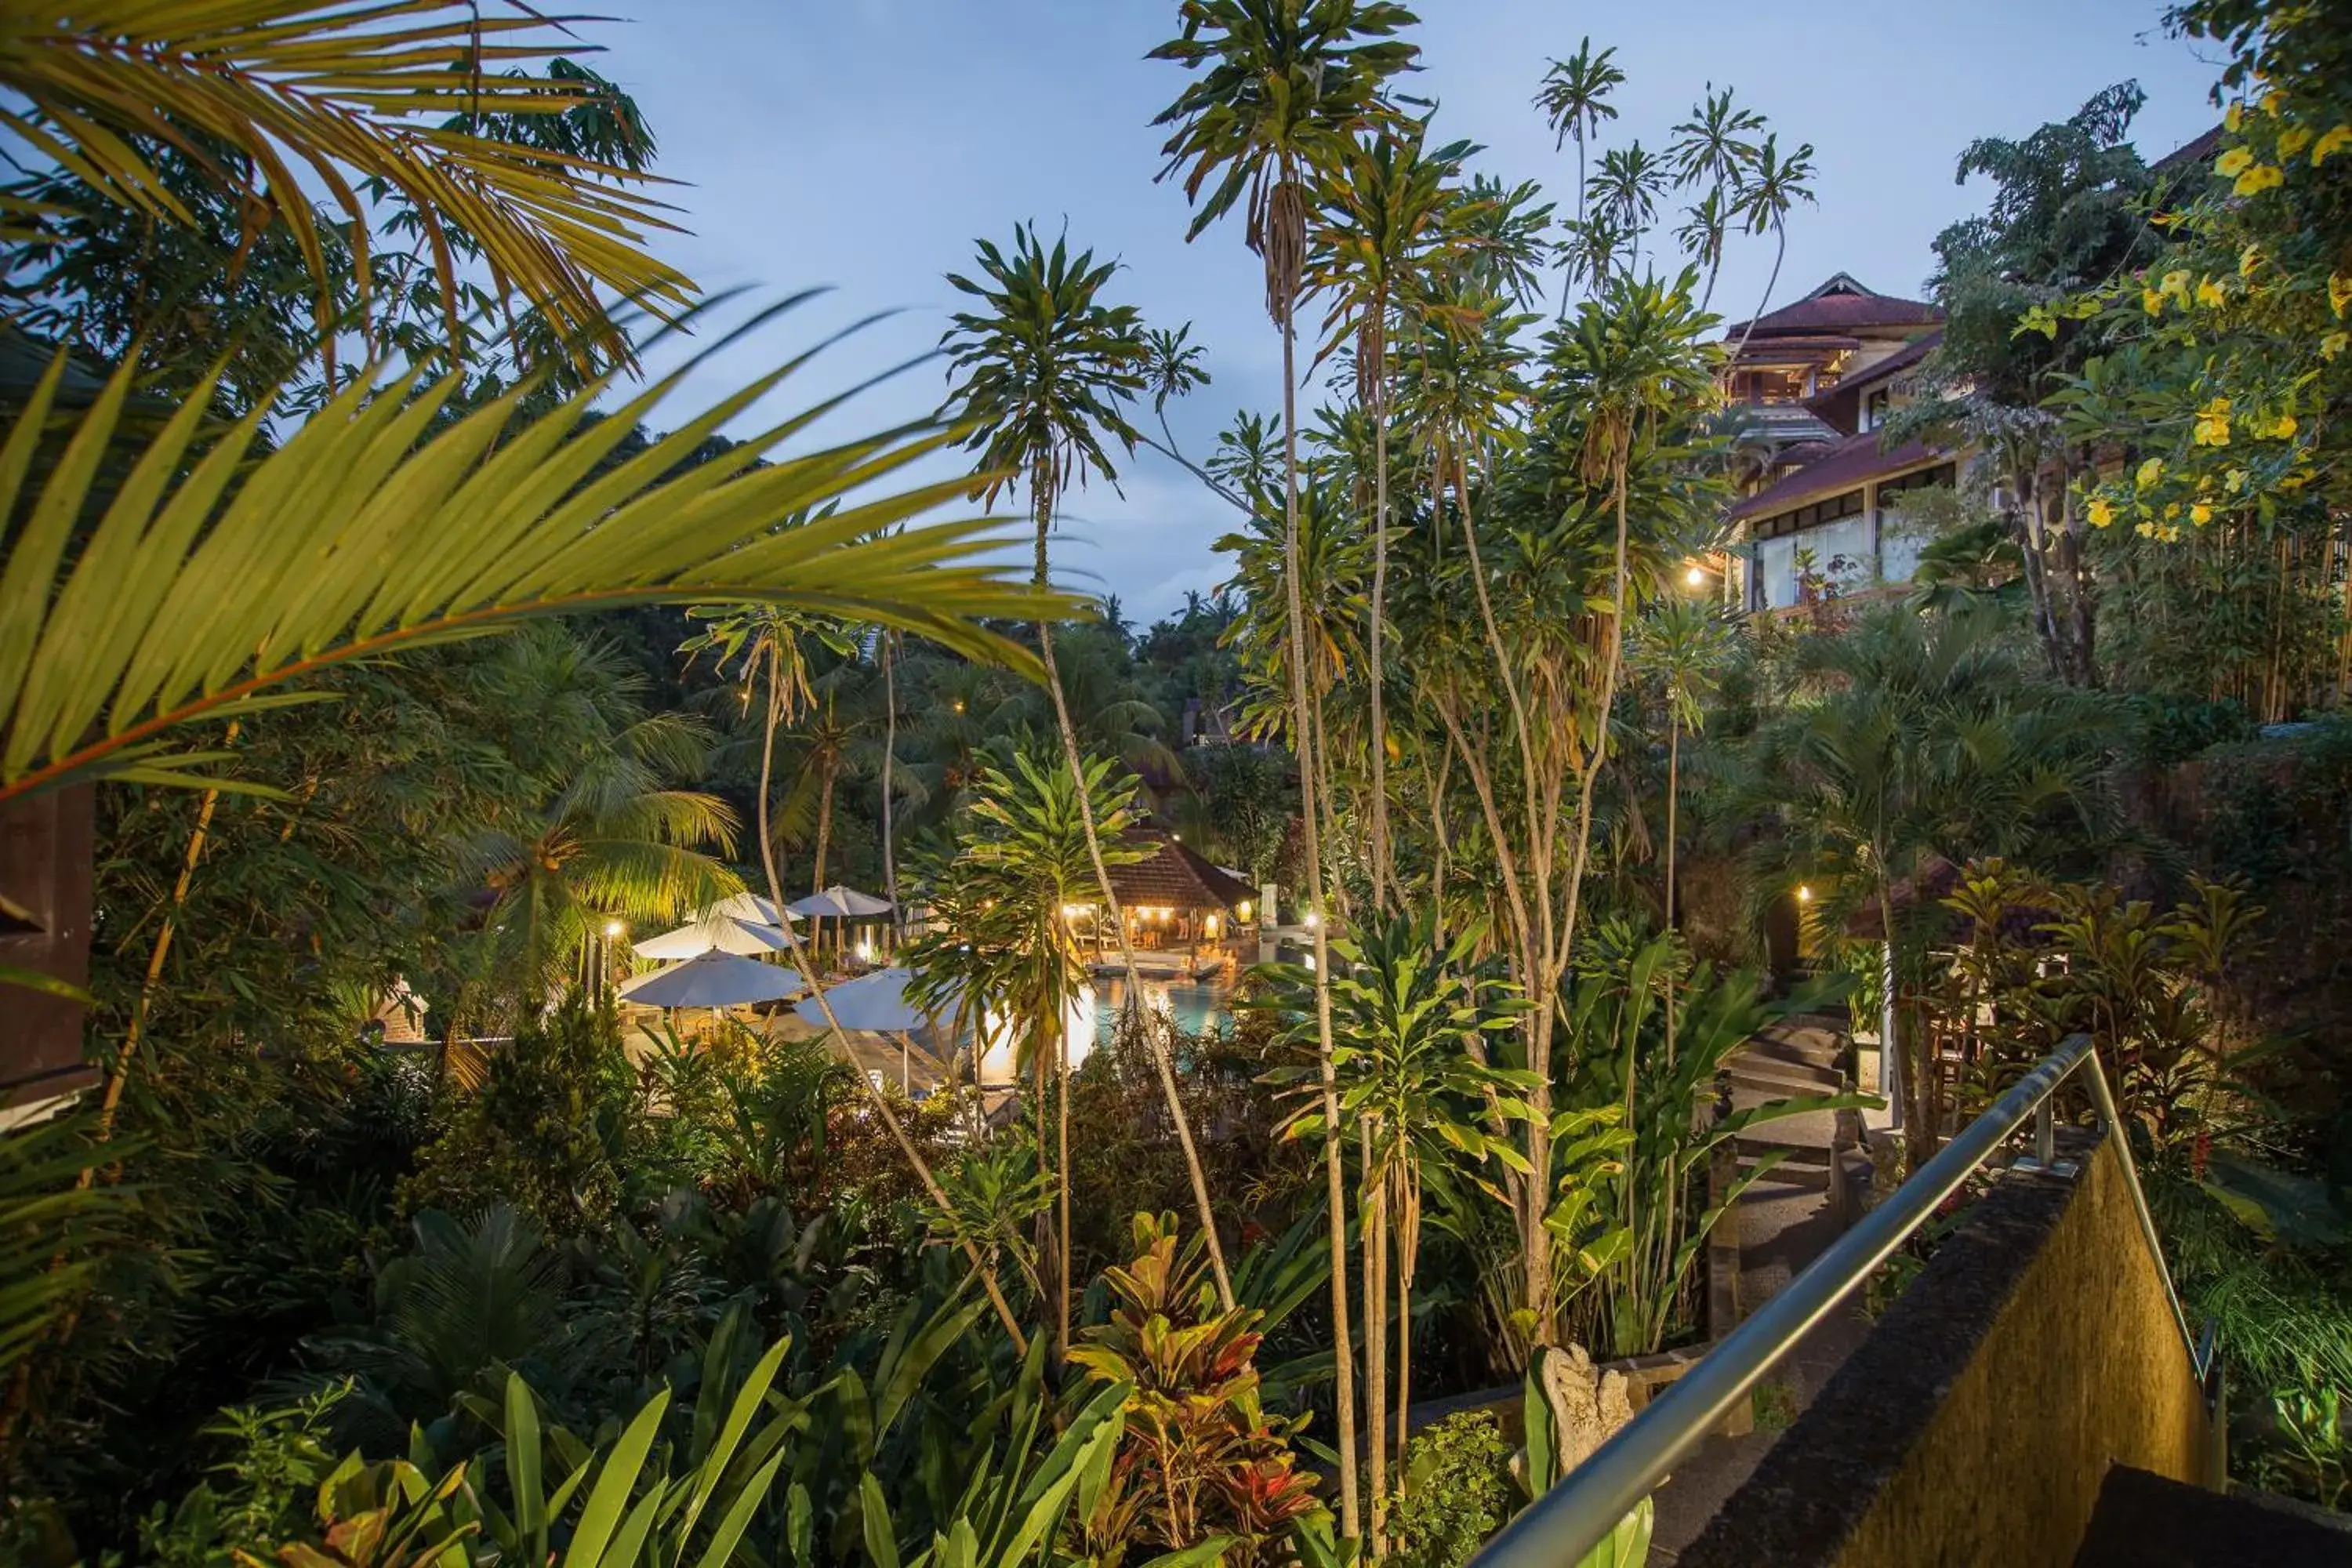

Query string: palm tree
[1728,133,1820,367]
[1152,2,1421,1533]
[3,5,692,374]
[940,222,1237,1312]
[1533,38,1624,315]
[1307,121,1469,908]
[1590,142,1671,274]
[1738,603,2118,1166]
[456,636,742,1011]
[935,751,1150,1352]
[1632,599,1737,938]
[1666,87,1765,313]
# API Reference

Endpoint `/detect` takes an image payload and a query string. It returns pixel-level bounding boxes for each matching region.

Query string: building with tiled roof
[1100,826,1256,948]
[1712,277,1952,612]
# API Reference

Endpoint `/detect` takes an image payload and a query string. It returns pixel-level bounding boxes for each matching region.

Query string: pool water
[1092,974,1236,1041]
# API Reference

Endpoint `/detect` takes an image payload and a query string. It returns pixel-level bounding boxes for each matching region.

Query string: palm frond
[0,319,1074,804]
[1,2,693,367]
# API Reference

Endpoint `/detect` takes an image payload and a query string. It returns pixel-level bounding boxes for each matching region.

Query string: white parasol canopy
[696,891,798,927]
[634,915,791,960]
[788,884,894,920]
[619,950,808,1008]
[794,966,942,1033]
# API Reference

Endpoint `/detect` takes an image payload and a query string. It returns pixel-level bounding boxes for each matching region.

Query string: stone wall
[1679,1129,2212,1568]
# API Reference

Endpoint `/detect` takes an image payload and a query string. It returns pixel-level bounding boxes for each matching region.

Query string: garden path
[1649,1017,1874,1563]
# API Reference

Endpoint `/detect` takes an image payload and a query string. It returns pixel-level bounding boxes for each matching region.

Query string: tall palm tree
[1533,38,1624,317]
[1152,2,1420,1534]
[1728,133,1820,367]
[1590,142,1671,274]
[1307,121,1470,908]
[940,222,1237,1313]
[1632,598,1736,938]
[946,747,1148,1354]
[1668,88,1766,311]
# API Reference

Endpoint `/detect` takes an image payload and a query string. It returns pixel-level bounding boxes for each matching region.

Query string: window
[1863,387,1891,432]
[1875,463,1958,584]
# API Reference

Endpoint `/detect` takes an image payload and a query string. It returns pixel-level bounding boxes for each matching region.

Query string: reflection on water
[1094,972,1236,1041]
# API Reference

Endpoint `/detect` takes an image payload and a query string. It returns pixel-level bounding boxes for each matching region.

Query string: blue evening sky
[607,2,2227,626]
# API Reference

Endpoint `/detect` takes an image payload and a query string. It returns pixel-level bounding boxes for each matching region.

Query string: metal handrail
[1475,1033,2202,1568]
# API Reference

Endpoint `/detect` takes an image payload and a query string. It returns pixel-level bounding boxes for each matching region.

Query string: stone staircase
[1726,1015,1849,1200]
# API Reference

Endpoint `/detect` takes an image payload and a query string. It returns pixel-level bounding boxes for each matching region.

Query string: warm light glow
[1236,900,1253,921]
[1061,902,1087,919]
[1303,910,1319,928]
[952,700,964,713]
[1171,832,1181,841]
[1684,564,1707,587]
[1797,884,1814,903]
[1205,914,1221,938]
[603,919,625,938]
[855,940,874,962]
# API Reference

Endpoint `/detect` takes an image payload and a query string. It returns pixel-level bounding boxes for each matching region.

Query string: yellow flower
[2161,269,2193,299]
[2325,331,2350,361]
[2196,277,2226,308]
[2087,496,2115,529]
[2315,126,2352,165]
[2267,412,2299,440]
[2225,469,2248,494]
[2137,457,2164,490]
[2233,162,2285,197]
[2136,520,2158,539]
[2143,288,2166,317]
[2190,502,2213,525]
[2261,89,2281,116]
[2331,272,2352,318]
[2240,243,2263,278]
[2225,101,2246,133]
[2279,125,2315,158]
[2217,145,2255,177]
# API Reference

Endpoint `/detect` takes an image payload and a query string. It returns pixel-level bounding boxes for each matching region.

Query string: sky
[598,1,2230,626]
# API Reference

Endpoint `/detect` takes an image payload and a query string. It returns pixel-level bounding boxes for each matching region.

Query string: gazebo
[1097,827,1255,952]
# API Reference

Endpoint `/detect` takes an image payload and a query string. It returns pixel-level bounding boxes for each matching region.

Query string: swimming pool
[1092,972,1237,1041]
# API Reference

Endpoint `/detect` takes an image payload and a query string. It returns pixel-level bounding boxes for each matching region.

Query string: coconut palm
[1667,88,1767,311]
[1152,1,1421,1531]
[1728,132,1820,366]
[1672,187,1735,313]
[940,221,1236,1314]
[454,633,741,1010]
[2,4,694,372]
[1533,38,1624,314]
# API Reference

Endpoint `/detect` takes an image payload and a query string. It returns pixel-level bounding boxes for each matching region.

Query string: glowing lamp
[1797,884,1814,903]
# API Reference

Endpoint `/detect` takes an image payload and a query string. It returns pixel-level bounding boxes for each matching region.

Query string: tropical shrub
[1068,1214,1322,1568]
[1385,1411,1512,1568]
[401,1000,634,1236]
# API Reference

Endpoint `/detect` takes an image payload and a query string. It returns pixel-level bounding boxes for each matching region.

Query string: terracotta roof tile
[1723,277,1942,340]
[1729,430,1944,521]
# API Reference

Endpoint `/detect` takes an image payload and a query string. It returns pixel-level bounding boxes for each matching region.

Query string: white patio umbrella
[634,915,791,960]
[789,884,895,964]
[797,966,964,1097]
[788,884,894,919]
[696,891,797,927]
[619,950,809,1009]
